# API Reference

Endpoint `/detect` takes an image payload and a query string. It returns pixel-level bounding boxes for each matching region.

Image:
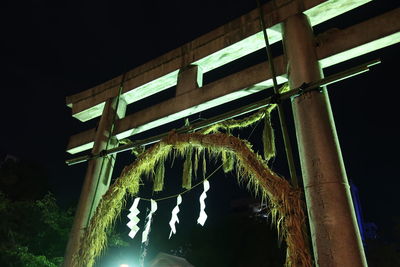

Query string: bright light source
[120,264,129,267]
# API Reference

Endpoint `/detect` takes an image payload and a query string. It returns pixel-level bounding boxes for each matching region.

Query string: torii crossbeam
[63,0,400,266]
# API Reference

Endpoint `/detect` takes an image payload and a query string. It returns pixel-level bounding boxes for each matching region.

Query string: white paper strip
[142,199,158,243]
[127,198,140,239]
[197,180,210,226]
[169,195,182,238]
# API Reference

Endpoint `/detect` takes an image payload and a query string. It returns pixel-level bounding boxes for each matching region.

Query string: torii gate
[63,0,400,266]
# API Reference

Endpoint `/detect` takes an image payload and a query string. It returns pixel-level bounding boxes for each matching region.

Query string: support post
[63,96,126,266]
[176,64,203,96]
[282,14,367,266]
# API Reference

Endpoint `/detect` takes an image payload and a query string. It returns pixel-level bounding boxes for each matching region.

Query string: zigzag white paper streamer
[197,180,210,226]
[169,195,182,238]
[127,198,140,239]
[142,199,157,243]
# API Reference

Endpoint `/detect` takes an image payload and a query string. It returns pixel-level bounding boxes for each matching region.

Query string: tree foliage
[0,192,73,266]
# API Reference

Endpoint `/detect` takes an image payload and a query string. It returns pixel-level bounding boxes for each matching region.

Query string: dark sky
[1,0,399,263]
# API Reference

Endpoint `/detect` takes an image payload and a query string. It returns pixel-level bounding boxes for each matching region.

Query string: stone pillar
[282,13,367,267]
[63,96,126,266]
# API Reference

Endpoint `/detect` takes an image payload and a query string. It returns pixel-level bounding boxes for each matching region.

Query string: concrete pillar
[282,14,367,267]
[63,96,126,266]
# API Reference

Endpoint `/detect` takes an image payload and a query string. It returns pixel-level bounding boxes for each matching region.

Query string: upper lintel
[66,0,372,122]
[66,7,400,154]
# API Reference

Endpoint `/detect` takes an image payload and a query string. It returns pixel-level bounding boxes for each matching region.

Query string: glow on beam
[116,76,287,140]
[125,29,282,105]
[66,76,288,154]
[67,141,94,155]
[305,0,372,26]
[123,70,179,105]
[72,29,281,122]
[76,0,372,122]
[71,0,376,123]
[194,28,282,73]
[73,103,105,122]
[320,32,400,68]
[73,71,179,122]
[73,30,303,122]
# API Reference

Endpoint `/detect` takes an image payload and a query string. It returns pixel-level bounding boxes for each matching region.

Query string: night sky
[1,0,399,265]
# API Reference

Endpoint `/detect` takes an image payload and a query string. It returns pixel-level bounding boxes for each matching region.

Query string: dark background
[1,0,399,266]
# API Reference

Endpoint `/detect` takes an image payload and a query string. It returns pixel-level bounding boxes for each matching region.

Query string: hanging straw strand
[139,164,222,202]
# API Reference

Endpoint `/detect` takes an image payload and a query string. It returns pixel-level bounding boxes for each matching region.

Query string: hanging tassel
[222,127,233,173]
[169,195,182,239]
[197,180,210,226]
[193,149,199,179]
[202,150,207,180]
[182,149,193,189]
[222,150,234,173]
[153,161,165,192]
[263,108,276,162]
[127,198,140,239]
[142,199,157,243]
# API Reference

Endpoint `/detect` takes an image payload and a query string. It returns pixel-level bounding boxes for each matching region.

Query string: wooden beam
[317,8,400,68]
[66,0,371,122]
[67,8,400,154]
[66,9,400,154]
[67,56,286,154]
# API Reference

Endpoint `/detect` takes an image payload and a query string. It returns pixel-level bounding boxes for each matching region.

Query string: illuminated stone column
[63,96,126,266]
[282,13,367,267]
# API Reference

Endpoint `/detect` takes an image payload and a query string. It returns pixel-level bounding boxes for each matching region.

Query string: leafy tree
[0,156,129,267]
[0,192,73,266]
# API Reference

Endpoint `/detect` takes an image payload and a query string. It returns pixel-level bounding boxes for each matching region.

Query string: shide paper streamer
[197,180,210,226]
[142,199,157,243]
[127,198,140,239]
[169,195,182,238]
